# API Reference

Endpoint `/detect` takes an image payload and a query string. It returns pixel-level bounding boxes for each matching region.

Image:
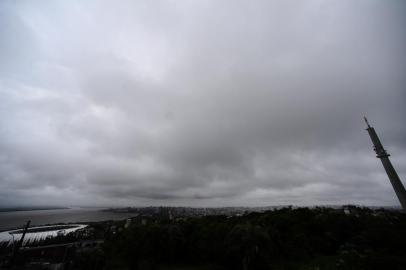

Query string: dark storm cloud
[1,0,405,207]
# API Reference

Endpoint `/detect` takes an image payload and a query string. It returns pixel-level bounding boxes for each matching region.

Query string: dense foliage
[85,207,406,270]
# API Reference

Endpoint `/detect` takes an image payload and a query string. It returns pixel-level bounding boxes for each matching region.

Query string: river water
[0,208,136,231]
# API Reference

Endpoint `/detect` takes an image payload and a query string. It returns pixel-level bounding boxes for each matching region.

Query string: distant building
[124,218,131,229]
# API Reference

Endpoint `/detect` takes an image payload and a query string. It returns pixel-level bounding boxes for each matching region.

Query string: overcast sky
[0,0,405,208]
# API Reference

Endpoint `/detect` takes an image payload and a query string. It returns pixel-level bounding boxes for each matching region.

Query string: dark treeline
[75,206,406,270]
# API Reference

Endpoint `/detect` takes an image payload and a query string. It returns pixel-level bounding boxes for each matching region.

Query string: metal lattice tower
[364,117,406,210]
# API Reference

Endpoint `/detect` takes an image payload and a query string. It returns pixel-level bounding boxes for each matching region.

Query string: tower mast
[364,117,406,210]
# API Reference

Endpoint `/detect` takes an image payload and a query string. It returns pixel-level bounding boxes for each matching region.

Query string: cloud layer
[1,0,405,207]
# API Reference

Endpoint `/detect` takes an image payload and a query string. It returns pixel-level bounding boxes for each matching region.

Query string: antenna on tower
[364,116,370,128]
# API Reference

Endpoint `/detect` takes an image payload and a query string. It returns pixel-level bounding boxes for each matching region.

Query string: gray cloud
[0,0,405,207]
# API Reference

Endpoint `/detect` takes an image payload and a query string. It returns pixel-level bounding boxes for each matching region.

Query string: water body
[0,208,136,231]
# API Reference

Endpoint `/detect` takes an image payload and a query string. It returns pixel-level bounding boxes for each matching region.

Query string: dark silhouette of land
[1,206,405,269]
